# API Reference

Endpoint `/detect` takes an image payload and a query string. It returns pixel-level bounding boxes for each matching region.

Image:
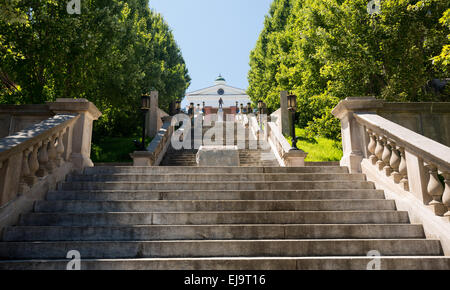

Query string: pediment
[186,84,247,96]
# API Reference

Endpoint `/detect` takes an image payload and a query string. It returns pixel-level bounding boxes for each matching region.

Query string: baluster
[36,140,49,177]
[367,129,377,165]
[56,130,66,166]
[398,147,409,191]
[47,135,57,172]
[426,163,444,207]
[26,143,40,185]
[375,135,385,170]
[389,141,401,183]
[442,172,450,217]
[19,149,31,193]
[382,139,392,176]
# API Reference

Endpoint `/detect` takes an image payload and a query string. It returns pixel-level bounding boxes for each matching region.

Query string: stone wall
[376,102,450,147]
[0,105,53,138]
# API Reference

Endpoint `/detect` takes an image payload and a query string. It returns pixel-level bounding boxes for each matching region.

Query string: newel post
[47,99,102,169]
[331,97,383,173]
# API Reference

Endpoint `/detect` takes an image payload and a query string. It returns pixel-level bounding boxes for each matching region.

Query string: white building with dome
[184,75,251,110]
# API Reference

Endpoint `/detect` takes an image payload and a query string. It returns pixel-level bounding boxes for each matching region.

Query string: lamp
[138,93,151,151]
[287,92,298,150]
[240,103,244,114]
[141,93,150,109]
[247,102,252,114]
[287,93,297,111]
[189,102,194,116]
[258,100,263,110]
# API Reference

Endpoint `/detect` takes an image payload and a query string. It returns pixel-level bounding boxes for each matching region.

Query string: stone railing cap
[47,99,102,120]
[0,114,79,161]
[268,122,292,153]
[332,96,383,119]
[355,112,450,171]
[286,149,308,157]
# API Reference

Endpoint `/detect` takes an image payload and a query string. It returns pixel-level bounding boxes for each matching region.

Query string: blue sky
[149,0,273,93]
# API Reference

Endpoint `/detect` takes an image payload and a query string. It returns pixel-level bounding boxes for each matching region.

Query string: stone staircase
[1,165,450,270]
[161,122,279,167]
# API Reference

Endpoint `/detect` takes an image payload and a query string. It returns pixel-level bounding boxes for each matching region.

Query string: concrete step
[46,189,386,201]
[83,166,348,174]
[68,173,366,182]
[0,239,442,259]
[18,211,410,226]
[3,224,425,241]
[33,199,396,213]
[60,180,375,191]
[2,256,450,270]
[160,163,197,166]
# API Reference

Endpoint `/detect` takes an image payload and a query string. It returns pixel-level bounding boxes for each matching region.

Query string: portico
[184,75,252,114]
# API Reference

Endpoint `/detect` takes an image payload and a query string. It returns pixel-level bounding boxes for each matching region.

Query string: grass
[287,128,343,162]
[91,136,152,163]
[90,127,341,163]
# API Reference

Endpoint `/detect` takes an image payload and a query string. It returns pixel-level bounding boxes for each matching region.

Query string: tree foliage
[0,0,190,137]
[248,0,449,140]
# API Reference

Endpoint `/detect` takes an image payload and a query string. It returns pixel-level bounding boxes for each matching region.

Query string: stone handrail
[130,117,174,166]
[247,111,308,167]
[248,115,260,141]
[355,113,450,172]
[0,114,79,207]
[0,98,101,232]
[266,121,308,167]
[354,112,450,218]
[332,97,450,219]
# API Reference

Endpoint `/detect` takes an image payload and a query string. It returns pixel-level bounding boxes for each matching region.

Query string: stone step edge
[71,173,361,177]
[1,256,450,270]
[36,199,392,203]
[48,189,384,193]
[62,180,373,185]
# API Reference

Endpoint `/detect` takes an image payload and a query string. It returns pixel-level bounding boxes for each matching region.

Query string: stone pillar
[47,98,101,169]
[148,91,162,138]
[404,150,432,205]
[283,150,308,167]
[331,97,383,173]
[280,91,290,136]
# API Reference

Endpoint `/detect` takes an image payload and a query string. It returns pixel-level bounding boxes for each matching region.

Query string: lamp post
[287,92,298,150]
[175,101,181,114]
[188,103,194,117]
[188,102,195,126]
[202,101,205,114]
[236,101,239,114]
[257,100,263,128]
[140,93,151,151]
[247,102,252,115]
[240,103,244,115]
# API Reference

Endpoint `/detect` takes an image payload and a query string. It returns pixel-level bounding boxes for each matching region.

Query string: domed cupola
[215,74,226,85]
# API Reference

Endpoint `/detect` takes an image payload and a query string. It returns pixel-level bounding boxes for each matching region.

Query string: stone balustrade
[130,117,174,166]
[0,99,101,231]
[332,97,450,220]
[0,114,79,207]
[266,122,308,167]
[355,113,450,218]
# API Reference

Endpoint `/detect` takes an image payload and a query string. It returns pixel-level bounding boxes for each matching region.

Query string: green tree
[0,0,190,137]
[248,0,450,141]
